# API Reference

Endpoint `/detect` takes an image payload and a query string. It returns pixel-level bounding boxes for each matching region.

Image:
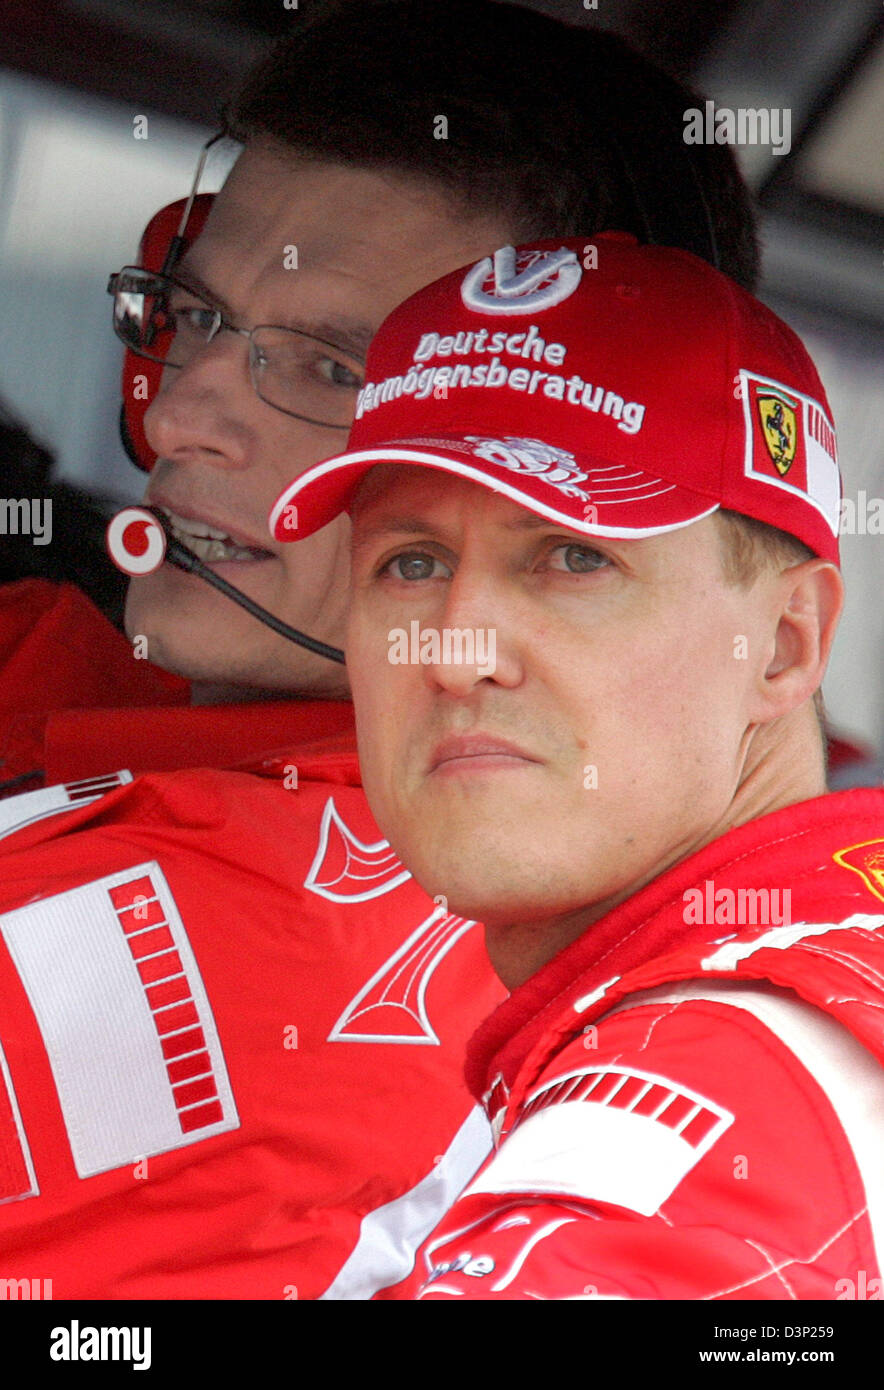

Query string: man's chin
[401,853,543,926]
[124,587,350,696]
[125,574,263,684]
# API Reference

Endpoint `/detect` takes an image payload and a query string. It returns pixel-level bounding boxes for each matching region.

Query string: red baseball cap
[270,233,841,564]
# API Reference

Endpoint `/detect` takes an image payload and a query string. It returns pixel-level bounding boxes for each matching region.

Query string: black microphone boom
[150,511,346,665]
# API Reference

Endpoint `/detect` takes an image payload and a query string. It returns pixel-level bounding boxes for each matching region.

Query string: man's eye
[545,543,609,574]
[167,303,215,333]
[315,357,363,389]
[380,551,451,581]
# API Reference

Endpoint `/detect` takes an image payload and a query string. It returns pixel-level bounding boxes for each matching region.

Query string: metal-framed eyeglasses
[106,264,366,429]
[106,131,365,429]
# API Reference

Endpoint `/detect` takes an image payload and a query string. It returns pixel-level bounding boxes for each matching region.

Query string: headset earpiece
[118,192,215,471]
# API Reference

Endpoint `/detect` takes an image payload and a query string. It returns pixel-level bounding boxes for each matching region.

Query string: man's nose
[143,337,254,469]
[423,570,522,696]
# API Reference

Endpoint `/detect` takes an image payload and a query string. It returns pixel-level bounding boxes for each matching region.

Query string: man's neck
[713,708,828,841]
[487,709,828,990]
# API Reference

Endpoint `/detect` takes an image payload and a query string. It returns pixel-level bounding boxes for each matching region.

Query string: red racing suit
[0,586,506,1299]
[0,581,187,790]
[409,789,884,1301]
[0,580,361,787]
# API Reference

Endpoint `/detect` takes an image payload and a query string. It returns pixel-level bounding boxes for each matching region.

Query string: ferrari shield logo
[757,393,797,476]
[833,840,884,904]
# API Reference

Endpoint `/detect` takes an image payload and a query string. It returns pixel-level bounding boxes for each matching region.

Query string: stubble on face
[347,469,820,985]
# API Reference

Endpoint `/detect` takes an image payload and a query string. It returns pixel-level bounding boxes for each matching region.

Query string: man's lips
[146,494,275,559]
[427,734,542,775]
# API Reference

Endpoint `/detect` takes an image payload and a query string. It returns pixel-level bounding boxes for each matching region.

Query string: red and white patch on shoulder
[466,1063,733,1218]
[0,772,132,841]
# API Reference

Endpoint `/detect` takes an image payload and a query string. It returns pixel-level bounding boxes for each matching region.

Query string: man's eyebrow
[351,509,587,557]
[172,260,374,360]
[507,512,568,530]
[173,261,234,316]
[351,516,436,553]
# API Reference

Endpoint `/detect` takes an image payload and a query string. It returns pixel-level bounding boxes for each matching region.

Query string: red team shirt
[409,790,884,1301]
[0,582,505,1298]
[0,581,359,786]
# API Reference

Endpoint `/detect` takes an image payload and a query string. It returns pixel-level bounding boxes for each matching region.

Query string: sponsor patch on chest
[0,862,238,1178]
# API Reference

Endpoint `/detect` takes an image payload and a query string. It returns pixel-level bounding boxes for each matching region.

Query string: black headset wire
[149,510,346,665]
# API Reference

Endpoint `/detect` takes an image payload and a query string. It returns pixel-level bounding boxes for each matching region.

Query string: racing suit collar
[465,787,884,1110]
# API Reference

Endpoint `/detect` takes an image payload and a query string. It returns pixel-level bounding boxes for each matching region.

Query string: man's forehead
[353,465,581,541]
[195,143,505,268]
[181,151,381,286]
[198,148,371,251]
[354,462,487,513]
[180,143,516,331]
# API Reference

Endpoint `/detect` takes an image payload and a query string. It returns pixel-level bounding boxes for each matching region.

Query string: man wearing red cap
[278,235,884,1300]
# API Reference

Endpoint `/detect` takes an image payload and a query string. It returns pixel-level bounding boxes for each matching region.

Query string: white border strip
[271,447,718,541]
[0,1039,38,1204]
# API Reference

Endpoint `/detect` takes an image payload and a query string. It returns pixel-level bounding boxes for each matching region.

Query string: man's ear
[752,559,843,721]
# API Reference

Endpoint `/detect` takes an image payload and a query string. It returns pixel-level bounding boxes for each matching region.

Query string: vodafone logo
[106,506,166,576]
[461,245,582,316]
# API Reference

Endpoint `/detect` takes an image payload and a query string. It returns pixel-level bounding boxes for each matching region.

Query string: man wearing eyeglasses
[111,158,512,702]
[0,3,762,1301]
